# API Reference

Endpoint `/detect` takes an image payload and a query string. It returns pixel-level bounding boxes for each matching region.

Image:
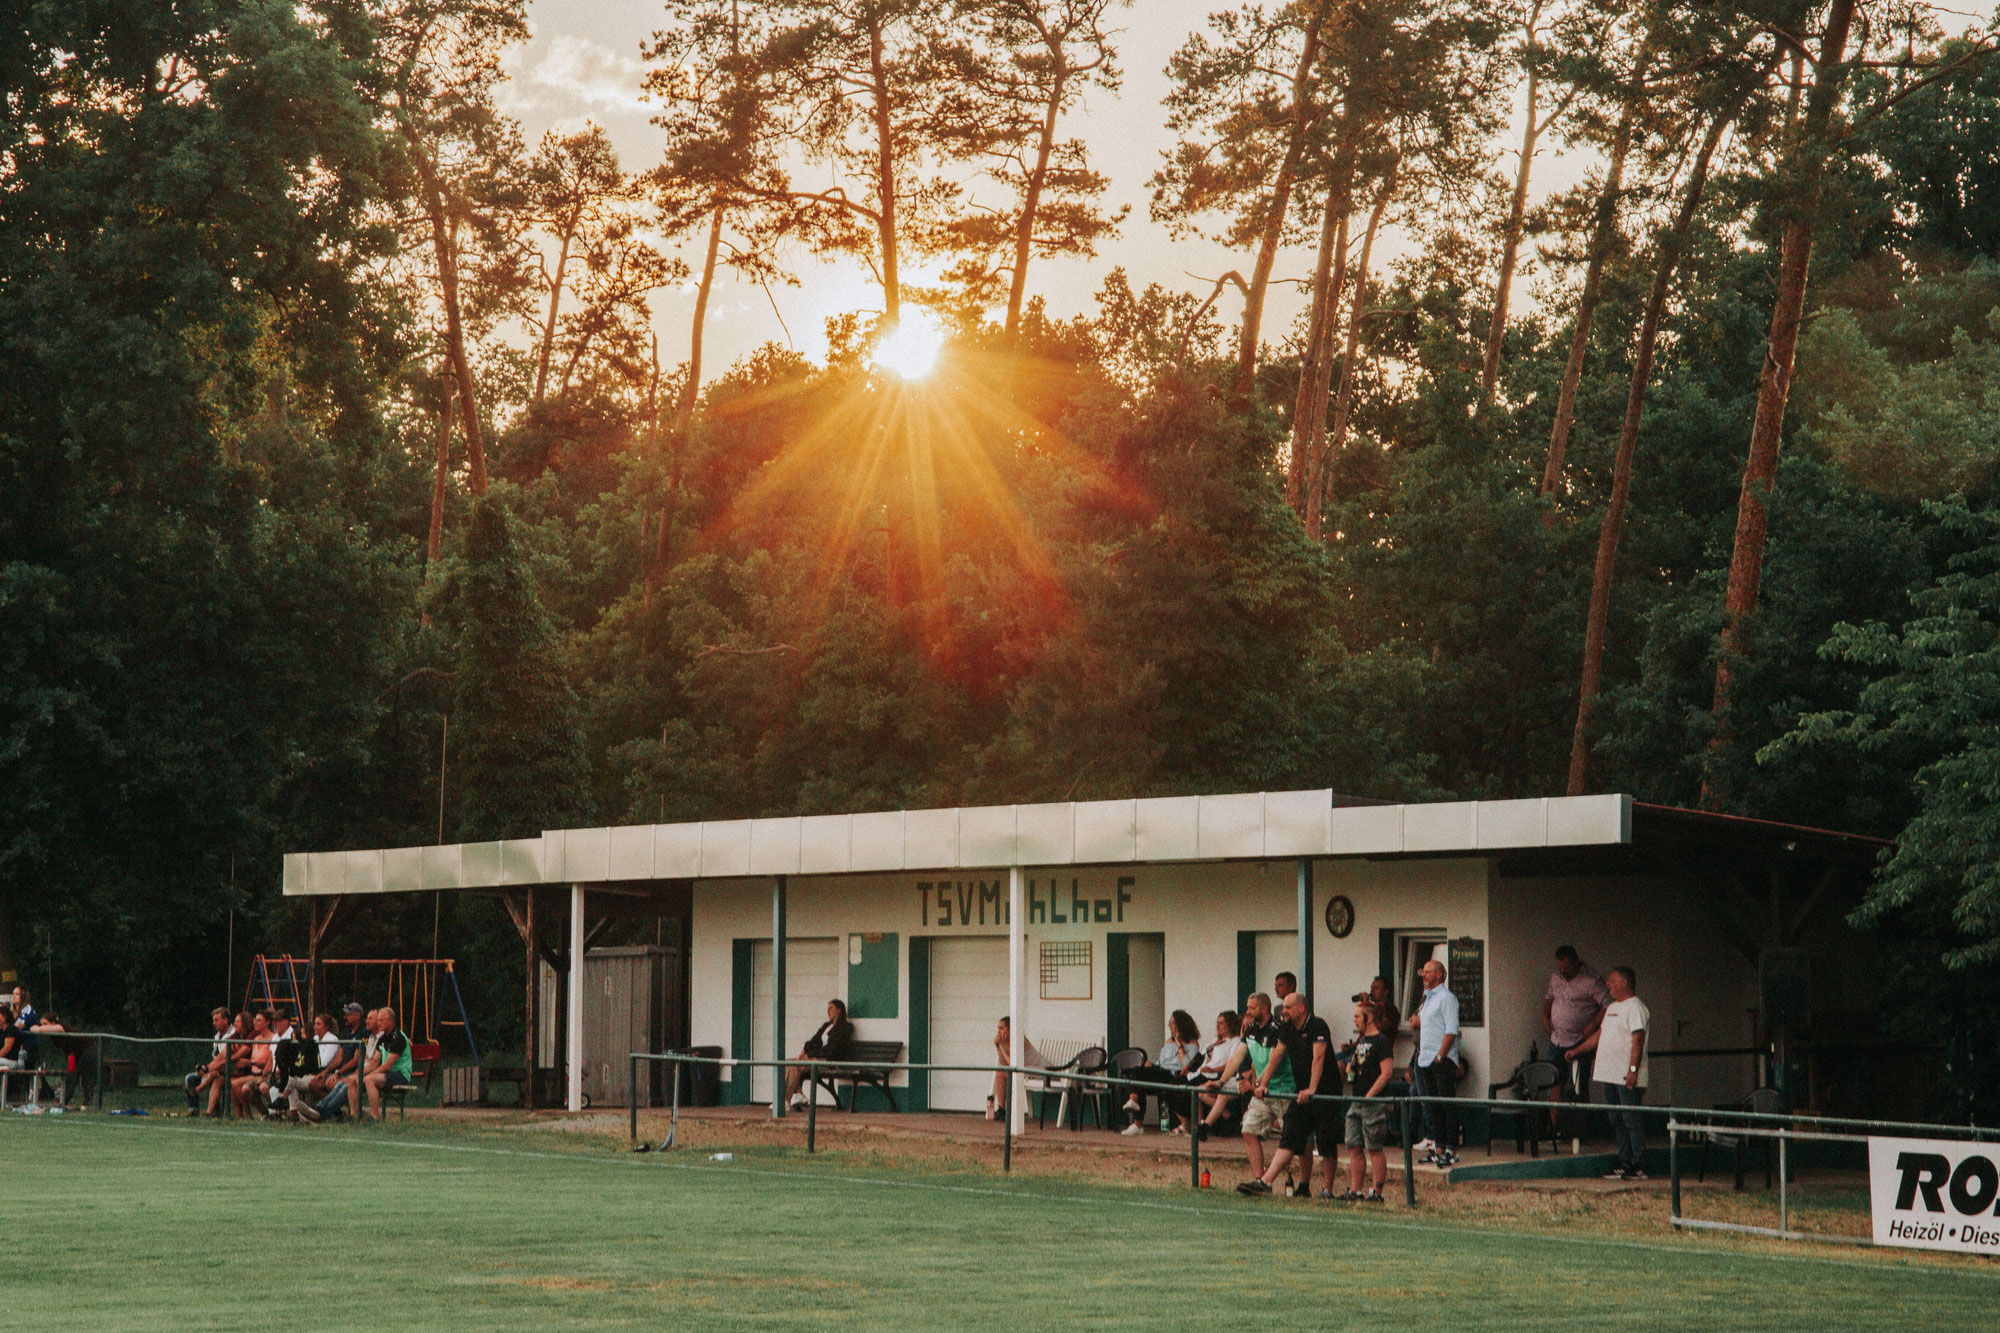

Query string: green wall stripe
[906,936,930,1113]
[729,939,753,1106]
[1105,933,1130,1055]
[1236,931,1257,1009]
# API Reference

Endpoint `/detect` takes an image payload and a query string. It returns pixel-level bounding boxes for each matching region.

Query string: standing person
[313,1003,366,1121]
[184,1008,231,1114]
[1273,972,1297,1006]
[9,986,39,1070]
[1340,1001,1395,1202]
[1574,966,1650,1180]
[1236,991,1338,1198]
[1408,959,1461,1168]
[785,999,855,1111]
[1236,993,1293,1182]
[1543,946,1609,1108]
[1118,1009,1208,1135]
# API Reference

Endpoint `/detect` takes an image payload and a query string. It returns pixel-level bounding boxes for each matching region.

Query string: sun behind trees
[12,0,2000,1115]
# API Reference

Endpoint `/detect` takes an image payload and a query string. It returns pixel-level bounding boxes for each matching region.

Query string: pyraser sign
[1869,1136,2000,1254]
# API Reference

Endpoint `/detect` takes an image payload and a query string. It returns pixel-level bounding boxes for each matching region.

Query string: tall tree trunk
[1708,0,1859,784]
[399,123,489,495]
[1309,160,1397,541]
[1287,173,1351,515]
[1540,103,1638,500]
[1566,106,1734,795]
[1482,42,1542,400]
[426,375,452,576]
[1007,65,1067,344]
[867,18,901,320]
[1233,2,1327,402]
[531,219,576,406]
[678,205,726,425]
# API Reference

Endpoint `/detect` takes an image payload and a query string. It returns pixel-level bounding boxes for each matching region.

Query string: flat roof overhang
[284,790,1645,897]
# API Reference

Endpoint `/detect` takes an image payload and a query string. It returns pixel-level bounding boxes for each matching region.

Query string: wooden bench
[808,1040,904,1112]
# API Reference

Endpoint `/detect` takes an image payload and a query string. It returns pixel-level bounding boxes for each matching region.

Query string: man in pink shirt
[1543,946,1609,1109]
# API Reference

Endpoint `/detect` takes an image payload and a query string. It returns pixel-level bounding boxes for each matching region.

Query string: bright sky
[500,1,1996,376]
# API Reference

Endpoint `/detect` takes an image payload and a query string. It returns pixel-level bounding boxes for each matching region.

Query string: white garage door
[929,936,1010,1112]
[751,938,839,1105]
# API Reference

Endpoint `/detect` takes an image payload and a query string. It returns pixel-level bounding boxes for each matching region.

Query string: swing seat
[412,1041,442,1090]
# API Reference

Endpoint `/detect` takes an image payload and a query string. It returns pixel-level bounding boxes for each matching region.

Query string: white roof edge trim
[281,791,1636,894]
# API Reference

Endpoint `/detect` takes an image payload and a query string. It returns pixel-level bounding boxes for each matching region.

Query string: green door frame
[1105,932,1164,1056]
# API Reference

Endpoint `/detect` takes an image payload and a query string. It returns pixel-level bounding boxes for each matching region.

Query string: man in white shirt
[1408,959,1461,1167]
[1574,965,1649,1180]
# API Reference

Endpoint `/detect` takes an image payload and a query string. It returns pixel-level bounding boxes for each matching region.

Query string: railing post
[629,1055,639,1145]
[1002,1068,1013,1174]
[1669,1121,1681,1228]
[1189,1083,1201,1189]
[807,1062,818,1154]
[93,1040,104,1115]
[1401,1098,1416,1207]
[1778,1129,1789,1238]
[667,1058,681,1150]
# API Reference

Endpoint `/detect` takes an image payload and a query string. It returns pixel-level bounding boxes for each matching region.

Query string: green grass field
[8,1114,1996,1329]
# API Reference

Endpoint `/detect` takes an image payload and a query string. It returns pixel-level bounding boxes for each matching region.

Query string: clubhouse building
[283,790,1889,1126]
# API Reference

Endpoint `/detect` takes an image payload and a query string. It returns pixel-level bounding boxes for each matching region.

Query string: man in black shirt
[1236,992,1341,1198]
[273,1014,325,1123]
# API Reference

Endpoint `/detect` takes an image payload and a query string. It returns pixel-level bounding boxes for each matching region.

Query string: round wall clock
[1324,894,1355,939]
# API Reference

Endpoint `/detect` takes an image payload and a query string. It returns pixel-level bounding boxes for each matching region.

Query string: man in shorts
[1234,992,1293,1183]
[1237,991,1340,1198]
[1340,1000,1395,1201]
[184,1007,232,1114]
[357,1006,414,1120]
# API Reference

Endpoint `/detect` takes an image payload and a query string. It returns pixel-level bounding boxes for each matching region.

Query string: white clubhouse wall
[691,856,1495,1103]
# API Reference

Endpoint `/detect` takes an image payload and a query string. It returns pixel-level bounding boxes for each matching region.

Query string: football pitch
[8,1116,1995,1329]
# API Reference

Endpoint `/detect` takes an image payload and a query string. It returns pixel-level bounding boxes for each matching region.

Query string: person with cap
[313,1003,368,1121]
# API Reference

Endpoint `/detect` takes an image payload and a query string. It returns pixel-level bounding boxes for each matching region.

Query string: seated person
[1192,1010,1246,1136]
[313,1003,367,1120]
[988,1016,1045,1121]
[259,1012,301,1117]
[1117,1009,1208,1135]
[355,1007,414,1121]
[785,999,855,1111]
[229,1011,275,1118]
[341,1008,384,1121]
[273,1013,326,1123]
[9,986,40,1069]
[184,1007,233,1114]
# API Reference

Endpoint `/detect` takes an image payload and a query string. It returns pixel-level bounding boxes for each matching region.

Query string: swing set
[243,954,482,1080]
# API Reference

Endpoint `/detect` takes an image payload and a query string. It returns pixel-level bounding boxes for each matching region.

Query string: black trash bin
[671,1045,724,1107]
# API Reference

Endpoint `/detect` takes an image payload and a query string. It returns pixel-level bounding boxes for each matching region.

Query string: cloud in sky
[505,34,649,117]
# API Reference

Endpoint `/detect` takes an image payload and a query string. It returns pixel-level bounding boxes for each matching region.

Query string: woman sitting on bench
[229,1011,274,1118]
[785,1000,855,1111]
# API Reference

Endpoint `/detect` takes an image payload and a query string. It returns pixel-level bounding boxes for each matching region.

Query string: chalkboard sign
[1448,936,1485,1028]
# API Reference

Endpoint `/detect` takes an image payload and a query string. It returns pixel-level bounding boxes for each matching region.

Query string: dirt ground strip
[415,1105,1881,1246]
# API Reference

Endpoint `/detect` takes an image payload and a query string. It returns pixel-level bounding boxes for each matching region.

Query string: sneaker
[1624,1169,1648,1180]
[1435,1150,1458,1167]
[1602,1167,1629,1179]
[1235,1178,1273,1196]
[1286,1181,1311,1199]
[1119,1122,1145,1136]
[1363,1190,1385,1203]
[1413,1138,1436,1155]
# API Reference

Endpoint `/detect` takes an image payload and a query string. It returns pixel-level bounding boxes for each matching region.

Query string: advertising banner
[1868,1135,2000,1254]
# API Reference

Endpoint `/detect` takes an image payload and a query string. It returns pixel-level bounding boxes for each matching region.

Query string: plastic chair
[1485,1060,1562,1157]
[1697,1087,1789,1190]
[1105,1047,1149,1127]
[1037,1047,1107,1130]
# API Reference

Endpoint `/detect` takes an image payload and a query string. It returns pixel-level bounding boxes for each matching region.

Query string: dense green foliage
[7,1,2000,1117]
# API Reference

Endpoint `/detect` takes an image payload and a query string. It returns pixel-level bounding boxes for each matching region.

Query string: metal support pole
[566,885,584,1113]
[807,1062,818,1153]
[1778,1131,1789,1237]
[772,875,787,1120]
[1007,865,1024,1135]
[1669,1125,1681,1228]
[1002,1069,1013,1173]
[1189,1084,1201,1188]
[1402,1099,1416,1207]
[629,1055,639,1144]
[666,1059,681,1150]
[1296,858,1313,1009]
